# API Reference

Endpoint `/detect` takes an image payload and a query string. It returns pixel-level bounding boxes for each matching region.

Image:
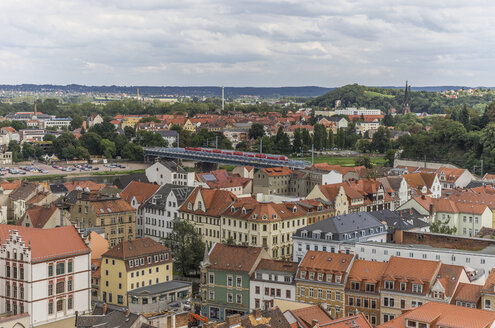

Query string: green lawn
[299,155,386,167]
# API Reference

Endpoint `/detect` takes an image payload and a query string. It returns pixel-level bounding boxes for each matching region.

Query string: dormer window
[272,214,277,219]
[325,233,333,241]
[262,215,267,220]
[313,232,320,239]
[242,208,247,214]
[187,202,192,210]
[292,206,297,213]
[231,207,235,212]
[300,271,306,279]
[198,202,203,211]
[301,231,307,238]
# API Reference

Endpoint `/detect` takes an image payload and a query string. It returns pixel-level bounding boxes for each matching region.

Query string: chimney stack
[226,314,241,327]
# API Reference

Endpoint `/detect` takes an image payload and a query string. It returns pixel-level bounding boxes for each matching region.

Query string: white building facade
[0,226,91,327]
[146,162,195,186]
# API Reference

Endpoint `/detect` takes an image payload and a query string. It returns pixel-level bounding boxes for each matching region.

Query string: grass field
[365,91,395,98]
[300,155,386,166]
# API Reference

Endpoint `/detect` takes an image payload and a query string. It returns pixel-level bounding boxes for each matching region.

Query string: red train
[184,147,288,161]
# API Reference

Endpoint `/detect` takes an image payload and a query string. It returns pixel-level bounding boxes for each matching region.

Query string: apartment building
[146,161,195,186]
[306,184,348,215]
[0,225,91,327]
[221,198,308,259]
[179,188,236,248]
[200,244,269,321]
[250,259,298,310]
[100,238,173,307]
[402,172,442,198]
[196,169,252,196]
[69,195,136,247]
[345,259,387,326]
[137,184,194,240]
[292,212,387,261]
[296,251,355,318]
[482,269,495,311]
[253,167,293,196]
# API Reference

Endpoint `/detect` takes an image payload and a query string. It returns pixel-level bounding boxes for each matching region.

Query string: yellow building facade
[100,237,173,306]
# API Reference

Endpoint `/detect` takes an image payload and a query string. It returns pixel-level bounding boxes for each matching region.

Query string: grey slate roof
[114,173,149,189]
[158,160,186,173]
[142,183,194,210]
[128,280,191,297]
[77,303,148,328]
[294,211,386,241]
[368,209,429,231]
[49,183,68,194]
[157,130,178,138]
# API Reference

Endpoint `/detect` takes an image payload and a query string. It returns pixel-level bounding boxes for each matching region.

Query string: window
[309,288,314,297]
[351,281,360,290]
[335,291,341,301]
[56,262,65,275]
[384,281,394,289]
[236,294,242,304]
[118,295,124,304]
[227,275,233,287]
[255,286,260,294]
[236,277,242,287]
[209,273,215,284]
[68,261,73,273]
[209,291,215,300]
[412,284,423,293]
[48,301,53,315]
[400,282,407,291]
[68,297,73,310]
[48,283,53,296]
[326,290,332,300]
[300,287,305,297]
[384,297,395,307]
[56,281,65,294]
[486,299,491,309]
[48,264,53,277]
[56,299,64,312]
[365,283,375,292]
[286,290,291,298]
[227,293,233,303]
[317,289,322,299]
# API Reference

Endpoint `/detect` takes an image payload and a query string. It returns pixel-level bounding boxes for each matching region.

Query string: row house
[200,244,269,321]
[196,169,252,196]
[99,237,173,307]
[292,211,387,261]
[68,194,136,247]
[311,164,367,181]
[482,269,495,312]
[249,259,298,310]
[295,251,355,319]
[402,172,442,198]
[119,180,160,210]
[137,184,194,240]
[289,169,343,198]
[377,176,410,207]
[0,225,91,327]
[253,167,293,196]
[345,259,387,326]
[146,161,196,186]
[306,183,348,216]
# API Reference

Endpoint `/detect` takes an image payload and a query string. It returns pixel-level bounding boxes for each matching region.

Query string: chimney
[253,308,262,319]
[226,314,241,327]
[429,203,435,216]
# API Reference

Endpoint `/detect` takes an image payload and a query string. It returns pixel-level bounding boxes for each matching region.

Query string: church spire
[403,80,411,114]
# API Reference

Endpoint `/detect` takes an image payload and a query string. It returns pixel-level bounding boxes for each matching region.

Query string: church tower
[403,81,411,114]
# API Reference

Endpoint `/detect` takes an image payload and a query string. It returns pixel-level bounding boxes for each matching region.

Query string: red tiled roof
[290,305,333,328]
[255,259,298,273]
[91,198,135,215]
[0,225,89,262]
[322,313,372,328]
[119,181,159,205]
[262,167,293,177]
[102,237,171,261]
[208,244,265,273]
[64,180,106,192]
[379,301,495,328]
[19,204,57,228]
[452,282,482,304]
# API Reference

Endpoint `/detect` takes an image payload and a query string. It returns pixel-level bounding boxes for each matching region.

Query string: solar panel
[202,174,217,182]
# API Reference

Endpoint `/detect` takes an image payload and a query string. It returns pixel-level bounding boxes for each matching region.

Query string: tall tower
[403,81,411,114]
[221,86,225,112]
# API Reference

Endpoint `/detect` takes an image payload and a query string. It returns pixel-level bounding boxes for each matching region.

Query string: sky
[0,0,493,87]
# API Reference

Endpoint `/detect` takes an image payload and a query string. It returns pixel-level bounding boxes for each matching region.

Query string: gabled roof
[0,225,89,262]
[227,199,306,222]
[119,181,159,205]
[102,237,170,261]
[180,187,236,217]
[86,231,109,261]
[382,257,440,291]
[289,305,333,328]
[90,198,135,215]
[196,169,251,189]
[378,301,495,328]
[64,180,106,192]
[452,282,482,304]
[262,167,293,177]
[255,259,298,274]
[142,183,195,209]
[298,251,353,275]
[436,263,465,298]
[19,204,57,228]
[346,259,387,285]
[207,243,265,273]
[322,313,372,328]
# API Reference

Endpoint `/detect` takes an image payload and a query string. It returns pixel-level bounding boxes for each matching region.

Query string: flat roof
[358,241,495,256]
[128,280,192,297]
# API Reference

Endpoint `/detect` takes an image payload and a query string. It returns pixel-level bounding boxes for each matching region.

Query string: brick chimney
[226,314,241,327]
[253,308,262,319]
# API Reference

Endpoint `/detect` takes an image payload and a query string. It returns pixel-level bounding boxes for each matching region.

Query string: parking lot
[0,162,148,178]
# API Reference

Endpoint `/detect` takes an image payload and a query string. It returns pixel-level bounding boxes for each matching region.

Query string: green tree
[313,124,328,150]
[385,149,396,167]
[79,132,103,155]
[22,142,36,159]
[52,133,80,159]
[139,116,161,123]
[328,130,334,149]
[292,128,303,153]
[371,126,392,153]
[121,143,144,161]
[8,140,23,162]
[248,123,265,140]
[355,156,373,169]
[70,115,84,130]
[162,220,205,276]
[100,139,117,159]
[135,130,166,147]
[43,134,56,142]
[430,218,457,235]
[302,128,312,148]
[124,126,136,139]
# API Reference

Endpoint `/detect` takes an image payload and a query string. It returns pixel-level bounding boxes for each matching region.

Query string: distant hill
[307,84,495,114]
[0,84,333,98]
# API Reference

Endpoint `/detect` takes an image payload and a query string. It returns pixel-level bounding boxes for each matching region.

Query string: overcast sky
[0,0,493,87]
